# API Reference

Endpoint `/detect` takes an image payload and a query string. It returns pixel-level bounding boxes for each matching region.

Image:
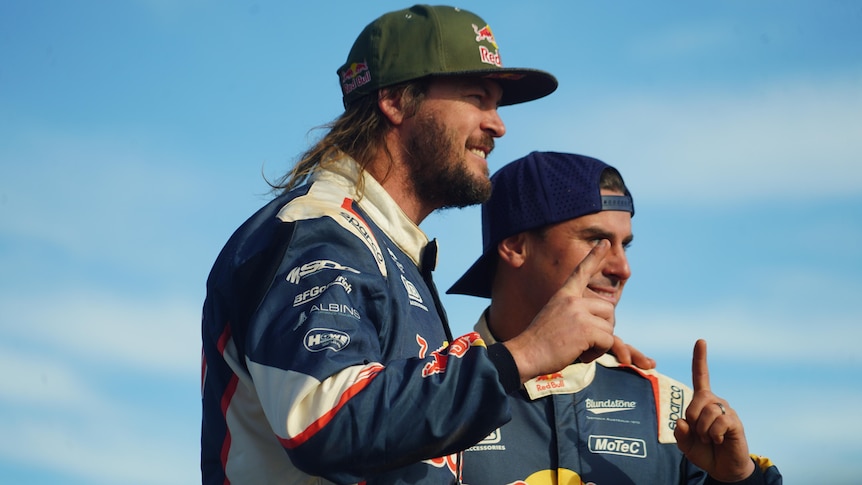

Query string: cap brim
[438,68,558,106]
[446,251,495,298]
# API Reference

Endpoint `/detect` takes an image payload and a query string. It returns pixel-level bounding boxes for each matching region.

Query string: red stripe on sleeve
[280,363,384,449]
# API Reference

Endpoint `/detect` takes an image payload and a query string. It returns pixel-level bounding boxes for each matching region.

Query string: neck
[487,285,533,342]
[365,137,435,225]
[373,168,433,224]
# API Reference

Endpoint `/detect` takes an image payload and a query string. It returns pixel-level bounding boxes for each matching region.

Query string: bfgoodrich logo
[293,275,352,307]
[589,435,647,458]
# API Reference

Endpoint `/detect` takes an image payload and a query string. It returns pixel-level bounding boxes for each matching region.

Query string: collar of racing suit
[311,155,433,270]
[473,310,622,400]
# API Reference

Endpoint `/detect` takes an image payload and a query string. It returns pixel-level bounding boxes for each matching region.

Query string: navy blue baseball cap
[447,151,634,298]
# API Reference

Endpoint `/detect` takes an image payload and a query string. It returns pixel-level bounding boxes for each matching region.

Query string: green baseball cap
[338,4,558,108]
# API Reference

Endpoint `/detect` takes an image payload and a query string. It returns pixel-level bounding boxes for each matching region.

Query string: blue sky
[1,1,860,483]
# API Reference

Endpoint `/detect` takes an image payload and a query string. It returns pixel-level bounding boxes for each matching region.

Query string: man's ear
[378,88,406,125]
[498,233,529,269]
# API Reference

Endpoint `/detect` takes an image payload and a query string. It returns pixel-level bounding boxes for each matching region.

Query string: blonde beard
[405,112,492,209]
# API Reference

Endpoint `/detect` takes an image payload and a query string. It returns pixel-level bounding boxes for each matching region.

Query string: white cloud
[0,412,198,485]
[723,381,862,484]
[0,347,106,408]
[544,73,862,203]
[1,288,201,375]
[0,124,268,295]
[0,344,200,484]
[630,19,740,60]
[616,303,862,363]
[1,128,206,247]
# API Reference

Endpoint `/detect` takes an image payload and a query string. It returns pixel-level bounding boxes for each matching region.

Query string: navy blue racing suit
[201,157,517,484]
[460,315,783,485]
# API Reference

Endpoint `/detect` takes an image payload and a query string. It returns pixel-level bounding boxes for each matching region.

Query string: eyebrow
[458,77,502,103]
[577,226,634,246]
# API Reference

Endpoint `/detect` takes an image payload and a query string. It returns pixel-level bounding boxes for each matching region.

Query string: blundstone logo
[585,398,637,415]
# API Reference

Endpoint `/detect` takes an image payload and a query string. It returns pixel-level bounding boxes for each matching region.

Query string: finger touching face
[520,194,633,311]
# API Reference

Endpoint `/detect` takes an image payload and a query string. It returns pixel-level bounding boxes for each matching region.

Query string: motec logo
[589,435,647,459]
[286,260,360,284]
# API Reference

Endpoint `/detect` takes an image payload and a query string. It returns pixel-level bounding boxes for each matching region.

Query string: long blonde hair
[270,80,429,195]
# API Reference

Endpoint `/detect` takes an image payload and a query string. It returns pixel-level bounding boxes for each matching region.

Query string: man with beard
[201,5,651,484]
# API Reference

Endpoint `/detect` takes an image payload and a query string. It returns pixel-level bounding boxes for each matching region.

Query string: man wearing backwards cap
[450,151,783,484]
[201,5,650,484]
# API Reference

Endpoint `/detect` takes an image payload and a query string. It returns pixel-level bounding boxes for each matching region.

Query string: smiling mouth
[468,148,487,159]
[588,286,618,303]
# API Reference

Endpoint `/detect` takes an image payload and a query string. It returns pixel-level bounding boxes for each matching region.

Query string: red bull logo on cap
[472,23,502,67]
[479,45,502,67]
[340,60,371,96]
[472,23,497,48]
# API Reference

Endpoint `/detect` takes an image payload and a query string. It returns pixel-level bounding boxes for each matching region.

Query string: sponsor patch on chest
[588,435,647,458]
[303,328,350,352]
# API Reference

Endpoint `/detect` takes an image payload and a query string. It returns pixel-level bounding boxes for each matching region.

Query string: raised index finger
[561,239,610,296]
[691,338,711,392]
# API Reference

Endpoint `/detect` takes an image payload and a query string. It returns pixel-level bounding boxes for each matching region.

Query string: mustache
[468,134,495,155]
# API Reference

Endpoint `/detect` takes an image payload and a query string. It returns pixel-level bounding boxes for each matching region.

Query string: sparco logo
[589,435,647,458]
[668,384,685,431]
[304,328,350,352]
[339,210,384,264]
[286,260,360,284]
[585,398,637,415]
